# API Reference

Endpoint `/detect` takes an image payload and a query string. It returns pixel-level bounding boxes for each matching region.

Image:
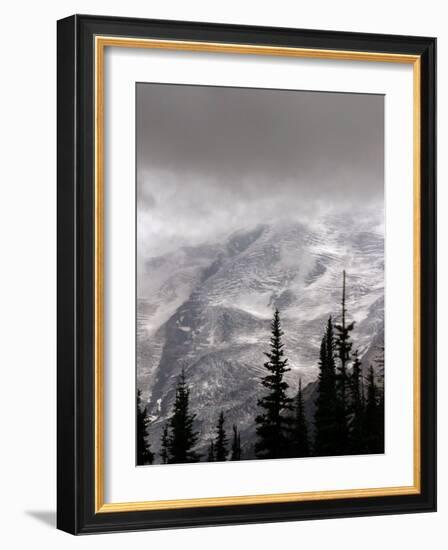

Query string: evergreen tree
[348,349,365,454]
[255,309,293,459]
[167,369,200,463]
[374,346,385,381]
[291,378,310,457]
[377,388,385,453]
[360,376,366,410]
[160,423,170,464]
[136,389,154,465]
[207,440,215,462]
[230,424,242,461]
[374,347,385,453]
[314,317,339,456]
[214,411,228,462]
[334,271,354,454]
[364,365,383,453]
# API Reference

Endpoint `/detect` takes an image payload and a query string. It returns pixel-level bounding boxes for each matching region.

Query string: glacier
[137,210,384,461]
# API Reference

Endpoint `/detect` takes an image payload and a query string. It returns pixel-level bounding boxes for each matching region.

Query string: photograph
[136,83,385,466]
[55,13,436,535]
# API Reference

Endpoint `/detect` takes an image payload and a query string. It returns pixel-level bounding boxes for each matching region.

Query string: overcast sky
[136,83,384,259]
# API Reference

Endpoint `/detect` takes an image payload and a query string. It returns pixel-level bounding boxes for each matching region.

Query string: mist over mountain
[136,209,384,461]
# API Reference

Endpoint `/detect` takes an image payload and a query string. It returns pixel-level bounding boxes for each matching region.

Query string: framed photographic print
[57,15,436,534]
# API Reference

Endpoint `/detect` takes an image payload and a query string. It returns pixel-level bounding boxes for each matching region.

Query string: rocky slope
[137,211,384,461]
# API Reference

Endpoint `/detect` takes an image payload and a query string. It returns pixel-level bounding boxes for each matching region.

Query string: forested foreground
[137,271,384,465]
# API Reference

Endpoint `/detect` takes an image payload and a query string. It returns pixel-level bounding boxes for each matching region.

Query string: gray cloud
[136,83,384,257]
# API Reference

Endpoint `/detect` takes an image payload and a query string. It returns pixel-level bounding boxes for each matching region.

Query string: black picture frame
[57,14,436,535]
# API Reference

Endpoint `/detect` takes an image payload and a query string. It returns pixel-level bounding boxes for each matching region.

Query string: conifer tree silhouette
[167,369,200,463]
[160,423,170,464]
[314,317,339,455]
[214,411,228,462]
[348,349,365,454]
[137,389,154,465]
[255,309,293,459]
[230,424,242,461]
[334,271,354,454]
[291,378,310,457]
[364,365,383,453]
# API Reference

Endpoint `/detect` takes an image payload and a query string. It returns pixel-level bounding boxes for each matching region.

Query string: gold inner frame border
[94,36,421,513]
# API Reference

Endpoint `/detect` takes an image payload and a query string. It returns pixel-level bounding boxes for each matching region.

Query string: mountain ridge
[137,213,384,461]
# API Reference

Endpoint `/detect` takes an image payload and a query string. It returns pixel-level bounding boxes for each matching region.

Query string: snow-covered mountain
[137,211,384,461]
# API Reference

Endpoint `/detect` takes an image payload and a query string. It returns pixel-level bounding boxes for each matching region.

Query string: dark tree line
[138,369,244,465]
[206,411,242,461]
[291,379,310,458]
[136,389,154,465]
[253,270,383,459]
[312,272,384,457]
[161,369,200,464]
[137,271,384,464]
[255,308,293,459]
